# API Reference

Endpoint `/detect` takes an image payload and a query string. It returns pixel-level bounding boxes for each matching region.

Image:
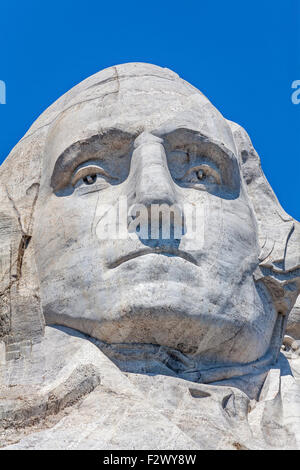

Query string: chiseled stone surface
[0,63,300,449]
[1,326,300,450]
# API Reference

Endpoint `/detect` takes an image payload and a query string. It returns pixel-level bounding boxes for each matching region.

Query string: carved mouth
[108,247,198,269]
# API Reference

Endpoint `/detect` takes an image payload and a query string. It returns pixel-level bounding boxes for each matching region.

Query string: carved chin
[44,295,272,365]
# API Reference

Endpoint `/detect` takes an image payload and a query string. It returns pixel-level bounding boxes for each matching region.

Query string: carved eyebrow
[157,128,240,190]
[152,125,230,157]
[165,130,234,163]
[51,130,134,191]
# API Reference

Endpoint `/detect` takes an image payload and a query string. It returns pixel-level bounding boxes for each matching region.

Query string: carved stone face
[33,66,278,365]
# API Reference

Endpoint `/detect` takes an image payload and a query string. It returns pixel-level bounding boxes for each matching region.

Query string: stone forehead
[59,63,205,104]
[37,64,236,165]
[23,63,213,140]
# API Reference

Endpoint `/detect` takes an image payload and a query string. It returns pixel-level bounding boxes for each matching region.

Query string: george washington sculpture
[0,63,300,449]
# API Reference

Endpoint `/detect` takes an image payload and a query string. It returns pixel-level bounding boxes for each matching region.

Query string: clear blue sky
[0,1,299,219]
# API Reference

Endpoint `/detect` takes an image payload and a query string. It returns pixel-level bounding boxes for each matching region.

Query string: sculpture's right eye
[71,164,116,188]
[83,174,97,185]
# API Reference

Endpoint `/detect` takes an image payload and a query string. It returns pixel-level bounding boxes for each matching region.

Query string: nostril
[128,202,186,243]
[136,195,177,208]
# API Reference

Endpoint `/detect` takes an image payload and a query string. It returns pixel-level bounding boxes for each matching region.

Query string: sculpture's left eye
[196,169,206,181]
[179,164,221,188]
[83,174,97,185]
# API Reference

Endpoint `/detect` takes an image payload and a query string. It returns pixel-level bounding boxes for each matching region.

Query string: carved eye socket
[83,174,97,185]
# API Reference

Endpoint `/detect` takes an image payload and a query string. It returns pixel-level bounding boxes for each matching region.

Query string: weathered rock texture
[0,63,299,449]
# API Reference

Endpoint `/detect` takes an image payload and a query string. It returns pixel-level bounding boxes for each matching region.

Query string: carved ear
[0,129,47,357]
[228,121,300,323]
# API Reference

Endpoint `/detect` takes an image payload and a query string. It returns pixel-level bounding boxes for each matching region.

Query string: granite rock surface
[0,63,300,449]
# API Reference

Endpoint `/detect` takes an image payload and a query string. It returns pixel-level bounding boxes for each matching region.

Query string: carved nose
[132,133,177,207]
[129,133,185,243]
